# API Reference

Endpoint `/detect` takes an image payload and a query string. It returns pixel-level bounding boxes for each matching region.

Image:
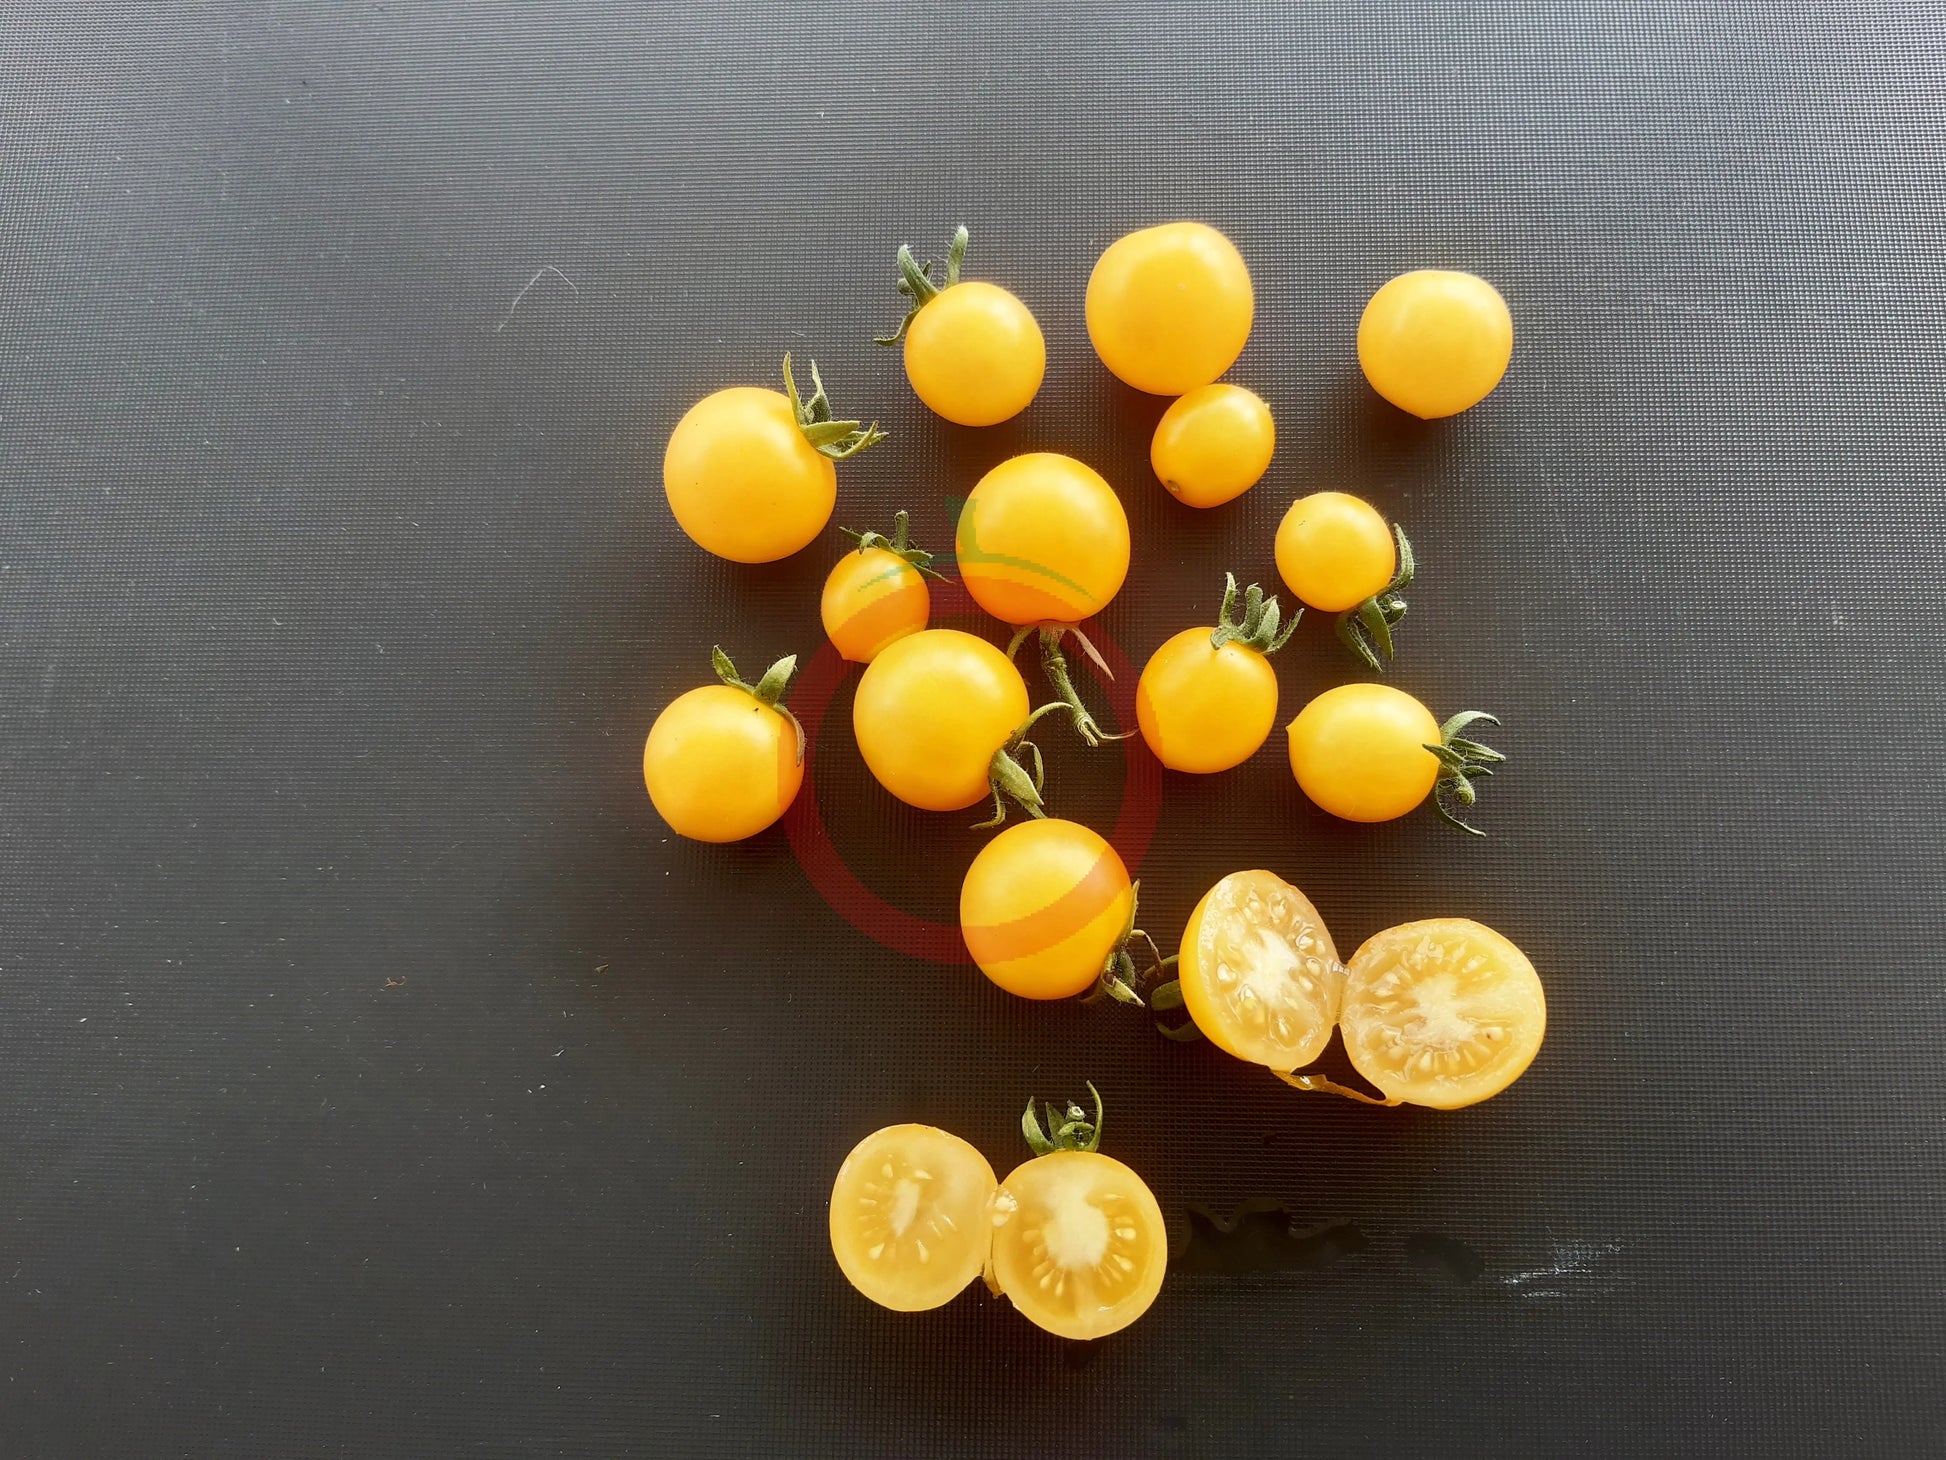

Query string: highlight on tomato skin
[959,819,1134,1000]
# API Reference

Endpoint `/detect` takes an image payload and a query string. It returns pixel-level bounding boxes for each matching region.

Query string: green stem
[781,352,887,461]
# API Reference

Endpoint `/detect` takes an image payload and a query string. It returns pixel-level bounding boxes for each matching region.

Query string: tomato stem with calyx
[1083,881,1183,1013]
[1005,623,1129,749]
[1208,572,1301,654]
[711,645,806,764]
[974,705,1068,830]
[780,352,887,461]
[1424,709,1506,836]
[1021,1081,1104,1156]
[837,509,947,581]
[1336,524,1415,672]
[1272,1069,1402,1107]
[873,224,971,346]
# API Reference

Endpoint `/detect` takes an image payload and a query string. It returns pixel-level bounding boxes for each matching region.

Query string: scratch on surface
[495,266,580,333]
[1503,1240,1625,1300]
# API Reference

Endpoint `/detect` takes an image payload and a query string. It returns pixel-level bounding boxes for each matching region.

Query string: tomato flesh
[830,1124,999,1312]
[989,1150,1166,1340]
[1179,870,1342,1070]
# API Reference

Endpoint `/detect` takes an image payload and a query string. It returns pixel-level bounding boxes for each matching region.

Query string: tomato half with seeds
[960,819,1133,1000]
[880,226,1045,427]
[829,1124,998,1311]
[1339,919,1546,1108]
[643,648,803,843]
[990,1149,1167,1340]
[1358,269,1513,420]
[1086,221,1254,395]
[1149,383,1274,508]
[662,354,885,563]
[955,453,1130,626]
[1178,870,1342,1071]
[852,629,1030,812]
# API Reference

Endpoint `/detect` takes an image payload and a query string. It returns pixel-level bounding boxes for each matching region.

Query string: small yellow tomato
[1149,383,1275,508]
[1086,221,1254,395]
[955,453,1129,626]
[1135,574,1298,773]
[990,1148,1167,1340]
[960,819,1133,1000]
[1286,683,1440,823]
[643,649,804,842]
[662,355,884,563]
[1178,870,1342,1071]
[820,512,938,665]
[853,629,1030,812]
[1339,919,1546,1108]
[881,228,1045,427]
[829,1124,998,1311]
[1274,491,1396,614]
[1358,270,1513,419]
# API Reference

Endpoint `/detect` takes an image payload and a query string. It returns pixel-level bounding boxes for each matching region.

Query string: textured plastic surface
[3,3,1943,1455]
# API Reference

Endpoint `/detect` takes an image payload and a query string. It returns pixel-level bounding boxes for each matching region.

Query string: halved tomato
[1178,870,1342,1071]
[988,1149,1166,1340]
[829,1124,998,1311]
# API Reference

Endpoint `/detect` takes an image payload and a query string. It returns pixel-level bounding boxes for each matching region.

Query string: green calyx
[781,352,887,461]
[874,224,971,346]
[1086,879,1183,1012]
[712,645,806,765]
[974,700,1073,830]
[837,509,946,581]
[1424,709,1506,836]
[1336,524,1415,672]
[1021,1081,1103,1156]
[1209,572,1301,654]
[1005,622,1131,750]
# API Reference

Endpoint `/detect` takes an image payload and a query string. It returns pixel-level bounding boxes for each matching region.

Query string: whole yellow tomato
[1274,492,1415,671]
[819,510,939,664]
[1086,221,1253,395]
[1358,270,1513,419]
[959,818,1133,1000]
[643,647,803,842]
[879,226,1045,426]
[662,354,885,563]
[1287,685,1505,834]
[1135,574,1297,773]
[1149,383,1275,507]
[852,629,1031,813]
[955,453,1129,626]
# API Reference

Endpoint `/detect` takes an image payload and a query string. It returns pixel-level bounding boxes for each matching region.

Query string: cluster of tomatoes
[645,222,1545,1341]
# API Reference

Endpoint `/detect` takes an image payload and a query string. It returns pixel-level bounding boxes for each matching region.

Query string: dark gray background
[3,2,1942,1455]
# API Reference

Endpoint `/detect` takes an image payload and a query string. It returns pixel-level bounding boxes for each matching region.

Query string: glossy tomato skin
[989,1150,1167,1340]
[821,548,929,664]
[1274,491,1396,613]
[1135,629,1278,773]
[1149,383,1274,508]
[662,386,836,562]
[959,819,1133,999]
[643,684,802,842]
[955,453,1130,626]
[1086,222,1254,395]
[852,629,1030,811]
[829,1124,998,1311]
[905,281,1046,427]
[1286,683,1441,823]
[1357,270,1513,419]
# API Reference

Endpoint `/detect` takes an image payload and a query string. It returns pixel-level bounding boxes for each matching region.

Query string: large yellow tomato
[643,649,803,842]
[1178,870,1342,1071]
[881,226,1044,426]
[829,1124,998,1310]
[661,355,884,562]
[990,1149,1167,1340]
[960,819,1133,1000]
[852,629,1030,812]
[1339,919,1546,1108]
[1357,270,1513,419]
[955,453,1129,626]
[1287,685,1505,832]
[1086,221,1254,395]
[820,512,938,664]
[1149,382,1275,508]
[1135,574,1297,773]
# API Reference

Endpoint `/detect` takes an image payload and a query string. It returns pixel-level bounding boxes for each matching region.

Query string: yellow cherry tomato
[820,512,938,664]
[1134,574,1297,773]
[1274,491,1396,613]
[1086,221,1254,395]
[955,453,1129,626]
[829,1124,998,1311]
[1149,383,1274,508]
[1358,270,1513,419]
[662,355,884,563]
[853,629,1030,812]
[1178,870,1342,1071]
[880,228,1045,427]
[1286,683,1439,823]
[1339,919,1546,1108]
[990,1149,1167,1340]
[960,819,1133,1000]
[643,649,804,842]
